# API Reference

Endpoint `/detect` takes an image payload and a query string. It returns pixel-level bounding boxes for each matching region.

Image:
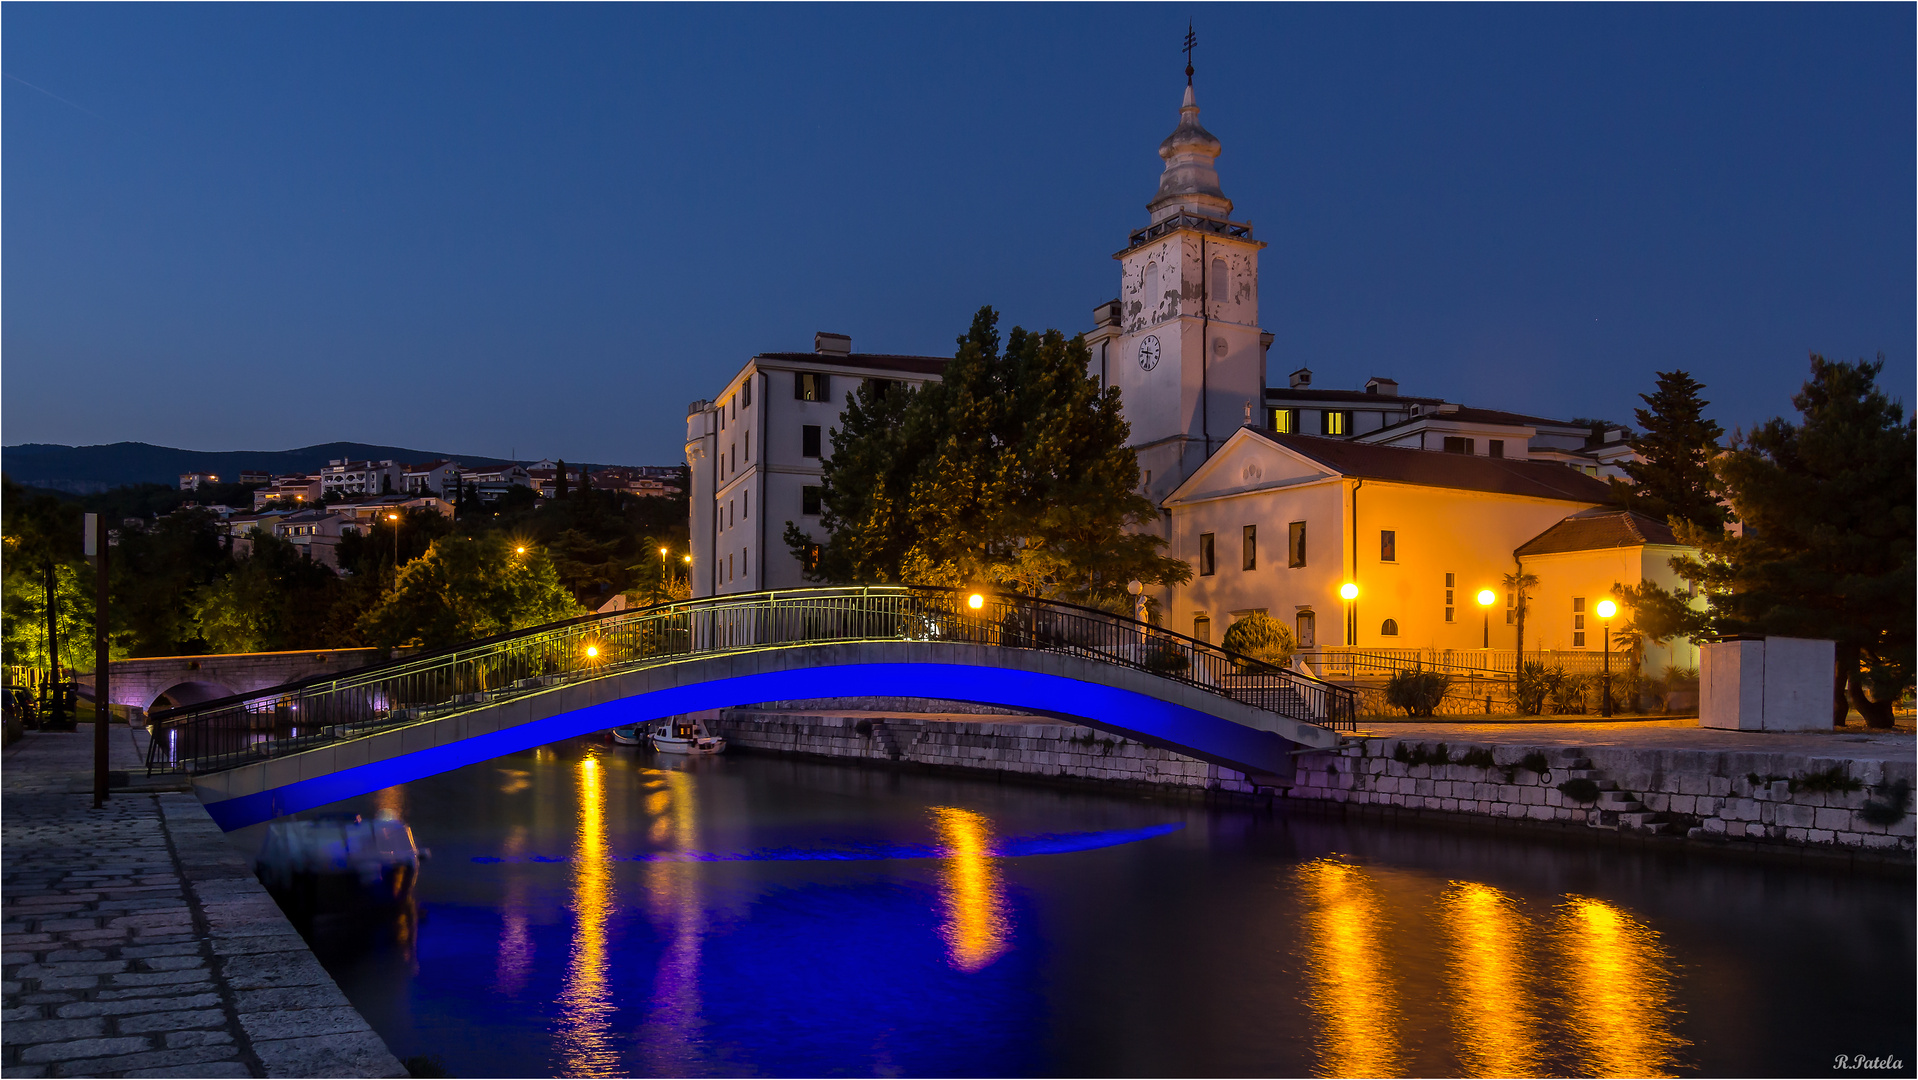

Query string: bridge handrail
[145,585,1356,776]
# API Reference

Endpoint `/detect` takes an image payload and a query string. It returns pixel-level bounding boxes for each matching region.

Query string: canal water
[238,738,1916,1078]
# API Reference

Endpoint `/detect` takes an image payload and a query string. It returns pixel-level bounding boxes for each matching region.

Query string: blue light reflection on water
[277,738,1917,1079]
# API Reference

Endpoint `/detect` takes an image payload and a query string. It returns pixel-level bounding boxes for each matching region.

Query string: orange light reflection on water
[554,754,618,1077]
[1294,859,1404,1079]
[634,767,705,1075]
[1555,894,1687,1078]
[1437,881,1544,1078]
[930,806,1010,972]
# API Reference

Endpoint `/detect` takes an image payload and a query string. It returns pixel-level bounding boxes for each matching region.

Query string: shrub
[1514,661,1562,716]
[1520,751,1551,775]
[1384,669,1452,717]
[1550,672,1592,714]
[1557,778,1601,803]
[1392,742,1452,766]
[1457,747,1496,769]
[1141,639,1189,676]
[1221,612,1298,670]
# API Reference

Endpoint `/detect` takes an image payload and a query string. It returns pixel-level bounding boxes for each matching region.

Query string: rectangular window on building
[745,430,751,462]
[1380,530,1396,562]
[1288,521,1306,567]
[1271,408,1294,434]
[1445,571,1455,622]
[801,486,822,515]
[1443,436,1475,454]
[1506,590,1515,624]
[1242,525,1257,571]
[1572,597,1585,644]
[742,378,752,407]
[1488,439,1504,458]
[801,542,822,573]
[1321,410,1347,436]
[802,425,822,458]
[1193,614,1212,644]
[1198,533,1215,576]
[796,372,830,402]
[744,490,750,518]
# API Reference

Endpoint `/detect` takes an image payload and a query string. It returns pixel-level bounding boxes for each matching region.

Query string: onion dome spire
[1146,82,1232,223]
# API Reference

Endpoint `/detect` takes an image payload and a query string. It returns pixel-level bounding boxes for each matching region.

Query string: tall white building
[685,333,945,597]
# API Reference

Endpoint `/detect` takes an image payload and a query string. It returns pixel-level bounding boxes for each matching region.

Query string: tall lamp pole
[386,512,401,568]
[1595,598,1617,718]
[1476,589,1496,649]
[86,514,109,808]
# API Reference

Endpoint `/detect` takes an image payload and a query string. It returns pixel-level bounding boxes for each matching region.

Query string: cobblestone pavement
[2,727,406,1078]
[1351,716,1916,763]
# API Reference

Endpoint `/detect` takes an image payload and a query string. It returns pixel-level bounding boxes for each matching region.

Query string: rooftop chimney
[1365,377,1399,397]
[814,332,852,356]
[1091,299,1122,328]
[1289,367,1313,389]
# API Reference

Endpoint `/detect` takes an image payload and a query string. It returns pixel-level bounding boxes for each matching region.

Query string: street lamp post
[1595,599,1617,717]
[386,512,401,568]
[1126,580,1146,623]
[1476,589,1496,649]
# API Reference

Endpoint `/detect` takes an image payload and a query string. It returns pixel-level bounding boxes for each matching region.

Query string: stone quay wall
[1289,738,1916,855]
[713,710,1916,859]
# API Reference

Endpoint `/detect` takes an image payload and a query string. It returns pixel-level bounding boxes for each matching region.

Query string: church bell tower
[1086,48,1268,516]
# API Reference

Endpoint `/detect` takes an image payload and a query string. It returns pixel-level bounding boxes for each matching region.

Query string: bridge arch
[149,680,242,712]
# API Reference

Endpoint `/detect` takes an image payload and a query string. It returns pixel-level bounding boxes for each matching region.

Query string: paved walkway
[1,727,405,1078]
[1351,716,1916,763]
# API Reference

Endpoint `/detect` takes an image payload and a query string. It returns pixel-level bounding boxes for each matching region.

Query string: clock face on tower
[1137,334,1162,371]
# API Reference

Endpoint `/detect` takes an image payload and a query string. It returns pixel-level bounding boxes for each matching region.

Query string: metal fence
[1297,647,1623,681]
[145,586,1357,776]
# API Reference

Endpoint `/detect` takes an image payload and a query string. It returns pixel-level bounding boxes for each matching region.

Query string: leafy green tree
[191,531,340,653]
[356,533,583,649]
[789,306,1190,610]
[1671,355,1915,727]
[110,508,234,656]
[1610,370,1730,532]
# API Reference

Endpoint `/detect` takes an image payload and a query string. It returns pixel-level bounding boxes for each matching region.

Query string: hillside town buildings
[684,73,1694,666]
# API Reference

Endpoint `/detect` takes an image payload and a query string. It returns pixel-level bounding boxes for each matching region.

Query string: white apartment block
[319,459,405,498]
[685,333,945,597]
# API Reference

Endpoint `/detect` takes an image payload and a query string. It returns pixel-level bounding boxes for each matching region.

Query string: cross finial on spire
[1183,22,1197,85]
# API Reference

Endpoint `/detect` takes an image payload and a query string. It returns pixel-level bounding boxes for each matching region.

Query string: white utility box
[1700,636,1834,732]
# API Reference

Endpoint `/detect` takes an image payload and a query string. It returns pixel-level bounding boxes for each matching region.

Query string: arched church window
[1381,618,1400,637]
[1211,257,1228,304]
[1143,262,1159,320]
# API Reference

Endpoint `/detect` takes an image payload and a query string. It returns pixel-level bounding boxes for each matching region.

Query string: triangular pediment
[1164,428,1341,507]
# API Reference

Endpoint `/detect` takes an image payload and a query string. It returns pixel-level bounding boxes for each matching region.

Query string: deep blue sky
[5,4,1911,465]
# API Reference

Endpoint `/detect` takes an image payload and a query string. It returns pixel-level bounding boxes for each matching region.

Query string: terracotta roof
[753,352,948,376]
[1515,508,1681,557]
[1248,430,1615,503]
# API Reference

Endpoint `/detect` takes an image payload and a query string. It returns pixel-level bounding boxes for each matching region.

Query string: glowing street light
[1476,588,1497,649]
[1596,598,1618,717]
[967,593,985,611]
[385,512,401,566]
[1339,582,1359,601]
[1339,582,1358,647]
[584,644,600,661]
[515,545,527,556]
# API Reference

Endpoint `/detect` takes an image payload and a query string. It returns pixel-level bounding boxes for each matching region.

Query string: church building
[683,62,1696,671]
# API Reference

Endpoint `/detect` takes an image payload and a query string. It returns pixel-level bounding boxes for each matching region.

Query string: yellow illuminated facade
[1294,859,1404,1078]
[1438,881,1544,1077]
[1554,895,1687,1077]
[930,806,1010,972]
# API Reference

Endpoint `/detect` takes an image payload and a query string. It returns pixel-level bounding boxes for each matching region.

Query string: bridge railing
[145,586,1356,776]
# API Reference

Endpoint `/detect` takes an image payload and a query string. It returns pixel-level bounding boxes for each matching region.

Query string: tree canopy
[786,306,1190,612]
[356,533,583,650]
[1670,355,1915,726]
[1610,369,1729,532]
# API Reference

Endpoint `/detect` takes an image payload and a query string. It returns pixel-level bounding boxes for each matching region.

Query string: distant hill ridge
[1,441,580,494]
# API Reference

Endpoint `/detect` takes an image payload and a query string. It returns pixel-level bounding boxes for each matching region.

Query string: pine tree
[1611,370,1729,532]
[1672,355,1915,726]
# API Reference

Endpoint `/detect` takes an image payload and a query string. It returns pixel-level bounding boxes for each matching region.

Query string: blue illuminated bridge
[144,586,1357,830]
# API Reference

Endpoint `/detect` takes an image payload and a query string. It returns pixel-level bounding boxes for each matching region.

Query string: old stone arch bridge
[90,649,381,713]
[142,587,1356,831]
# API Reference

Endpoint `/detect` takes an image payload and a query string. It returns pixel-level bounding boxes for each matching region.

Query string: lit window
[1271,408,1294,433]
[1198,533,1215,576]
[796,372,831,402]
[1322,410,1347,436]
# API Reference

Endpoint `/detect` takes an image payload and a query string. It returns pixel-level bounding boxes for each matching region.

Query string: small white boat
[609,724,646,745]
[649,717,726,755]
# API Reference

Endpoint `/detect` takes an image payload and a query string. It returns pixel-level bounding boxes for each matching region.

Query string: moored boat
[649,717,726,755]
